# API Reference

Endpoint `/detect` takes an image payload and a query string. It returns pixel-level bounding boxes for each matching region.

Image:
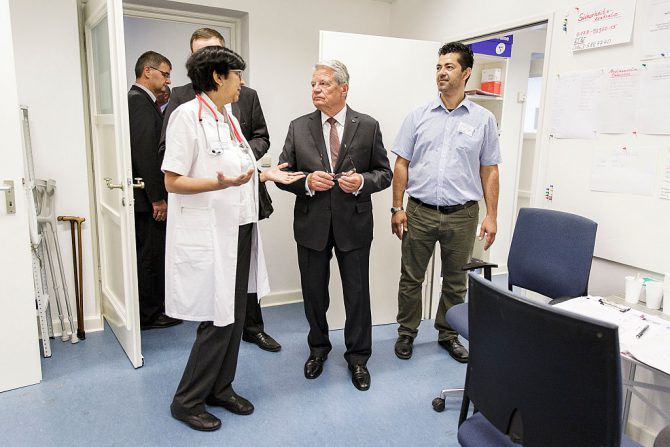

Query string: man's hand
[216,168,254,189]
[152,200,167,221]
[261,163,306,184]
[307,170,335,192]
[479,215,497,250]
[337,173,363,194]
[391,210,407,240]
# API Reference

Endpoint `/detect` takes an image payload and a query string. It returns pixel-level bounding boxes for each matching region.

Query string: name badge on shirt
[457,122,475,137]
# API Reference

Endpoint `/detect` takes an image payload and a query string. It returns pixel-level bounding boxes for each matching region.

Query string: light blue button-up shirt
[392,95,501,206]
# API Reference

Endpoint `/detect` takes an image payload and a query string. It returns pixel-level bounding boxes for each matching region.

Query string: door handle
[104,177,123,190]
[1,180,16,214]
[132,178,145,190]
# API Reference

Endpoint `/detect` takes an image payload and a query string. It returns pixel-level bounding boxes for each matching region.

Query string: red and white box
[481,68,502,95]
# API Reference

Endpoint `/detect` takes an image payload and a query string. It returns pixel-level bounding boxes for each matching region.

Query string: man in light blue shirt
[391,42,501,363]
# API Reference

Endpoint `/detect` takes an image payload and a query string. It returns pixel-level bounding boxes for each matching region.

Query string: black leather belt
[409,196,477,214]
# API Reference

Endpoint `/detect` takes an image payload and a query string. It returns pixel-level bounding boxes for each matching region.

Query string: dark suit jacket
[277,107,392,252]
[159,84,270,160]
[128,85,166,213]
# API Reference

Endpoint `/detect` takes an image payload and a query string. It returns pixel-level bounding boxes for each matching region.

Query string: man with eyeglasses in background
[276,60,392,391]
[128,51,181,330]
[159,28,281,353]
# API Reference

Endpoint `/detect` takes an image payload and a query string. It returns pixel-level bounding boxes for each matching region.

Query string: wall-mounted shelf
[467,94,503,102]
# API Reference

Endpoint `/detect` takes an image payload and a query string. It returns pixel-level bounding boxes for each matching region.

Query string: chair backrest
[507,208,597,299]
[466,273,622,447]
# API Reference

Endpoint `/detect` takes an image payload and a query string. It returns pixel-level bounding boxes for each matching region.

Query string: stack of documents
[555,296,670,375]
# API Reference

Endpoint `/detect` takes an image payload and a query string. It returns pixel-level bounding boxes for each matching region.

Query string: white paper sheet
[597,66,641,133]
[591,145,658,195]
[661,149,670,200]
[555,296,670,375]
[549,70,601,139]
[636,61,670,135]
[571,0,637,52]
[641,0,670,60]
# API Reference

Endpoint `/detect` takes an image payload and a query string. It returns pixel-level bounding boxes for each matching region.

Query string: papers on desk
[555,296,670,375]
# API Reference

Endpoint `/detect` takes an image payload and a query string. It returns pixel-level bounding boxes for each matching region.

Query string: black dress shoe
[206,392,254,415]
[141,314,182,330]
[170,407,221,431]
[349,364,371,391]
[304,355,327,379]
[242,331,281,352]
[394,334,414,359]
[438,338,469,363]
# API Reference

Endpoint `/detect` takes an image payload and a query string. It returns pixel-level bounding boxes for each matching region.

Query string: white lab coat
[162,94,270,327]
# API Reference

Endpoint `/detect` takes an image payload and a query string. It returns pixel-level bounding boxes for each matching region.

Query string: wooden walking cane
[57,216,86,340]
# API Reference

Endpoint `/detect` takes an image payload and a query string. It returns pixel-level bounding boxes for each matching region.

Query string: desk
[554,296,670,424]
[608,296,670,425]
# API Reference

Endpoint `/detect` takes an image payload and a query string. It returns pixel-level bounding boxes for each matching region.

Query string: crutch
[37,180,79,343]
[34,181,68,341]
[57,215,86,340]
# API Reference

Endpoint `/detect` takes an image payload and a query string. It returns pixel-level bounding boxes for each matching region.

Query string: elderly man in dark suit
[159,28,280,352]
[277,60,392,391]
[129,51,181,329]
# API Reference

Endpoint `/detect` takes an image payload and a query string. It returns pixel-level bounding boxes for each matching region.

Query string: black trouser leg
[171,224,252,413]
[297,234,334,358]
[243,293,265,336]
[336,243,372,366]
[135,211,166,325]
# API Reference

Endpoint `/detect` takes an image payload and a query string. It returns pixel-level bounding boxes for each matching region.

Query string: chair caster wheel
[432,397,445,412]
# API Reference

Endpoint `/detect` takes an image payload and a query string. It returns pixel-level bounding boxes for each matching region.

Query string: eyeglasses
[333,155,357,180]
[319,152,357,179]
[229,69,243,80]
[149,66,171,79]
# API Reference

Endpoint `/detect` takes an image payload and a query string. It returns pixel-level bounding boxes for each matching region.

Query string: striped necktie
[327,117,340,169]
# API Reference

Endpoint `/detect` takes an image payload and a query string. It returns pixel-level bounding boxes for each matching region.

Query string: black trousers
[134,211,166,325]
[171,223,252,415]
[297,227,372,366]
[243,293,264,336]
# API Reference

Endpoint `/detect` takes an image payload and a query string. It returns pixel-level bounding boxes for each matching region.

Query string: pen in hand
[636,324,649,339]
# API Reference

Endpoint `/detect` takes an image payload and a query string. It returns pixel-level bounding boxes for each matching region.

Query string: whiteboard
[319,31,439,328]
[537,0,670,274]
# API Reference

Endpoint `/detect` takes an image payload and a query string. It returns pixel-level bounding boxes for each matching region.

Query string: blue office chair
[432,208,597,411]
[457,273,640,447]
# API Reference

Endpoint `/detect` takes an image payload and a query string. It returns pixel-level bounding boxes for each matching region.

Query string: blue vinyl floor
[0,303,467,446]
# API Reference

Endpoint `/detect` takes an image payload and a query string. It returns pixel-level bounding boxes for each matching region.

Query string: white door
[319,31,440,328]
[0,0,42,391]
[84,0,142,368]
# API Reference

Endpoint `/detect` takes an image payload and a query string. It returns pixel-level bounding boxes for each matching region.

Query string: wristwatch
[391,206,404,214]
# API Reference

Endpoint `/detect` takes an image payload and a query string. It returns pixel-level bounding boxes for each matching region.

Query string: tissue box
[481,68,502,95]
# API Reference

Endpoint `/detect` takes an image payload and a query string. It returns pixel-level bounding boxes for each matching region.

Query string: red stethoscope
[196,93,246,155]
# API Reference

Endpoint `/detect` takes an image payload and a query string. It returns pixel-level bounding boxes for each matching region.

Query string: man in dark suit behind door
[159,28,280,352]
[277,60,392,391]
[129,51,181,330]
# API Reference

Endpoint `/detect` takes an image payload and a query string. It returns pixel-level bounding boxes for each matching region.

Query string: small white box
[481,68,502,95]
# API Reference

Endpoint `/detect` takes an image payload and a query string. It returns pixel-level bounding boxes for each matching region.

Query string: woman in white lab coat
[162,46,303,432]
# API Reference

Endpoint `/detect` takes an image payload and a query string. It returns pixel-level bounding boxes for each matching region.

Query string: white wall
[10,0,101,332]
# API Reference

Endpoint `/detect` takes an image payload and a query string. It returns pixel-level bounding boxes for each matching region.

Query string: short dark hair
[186,46,246,93]
[190,28,225,51]
[134,51,171,78]
[438,42,474,85]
